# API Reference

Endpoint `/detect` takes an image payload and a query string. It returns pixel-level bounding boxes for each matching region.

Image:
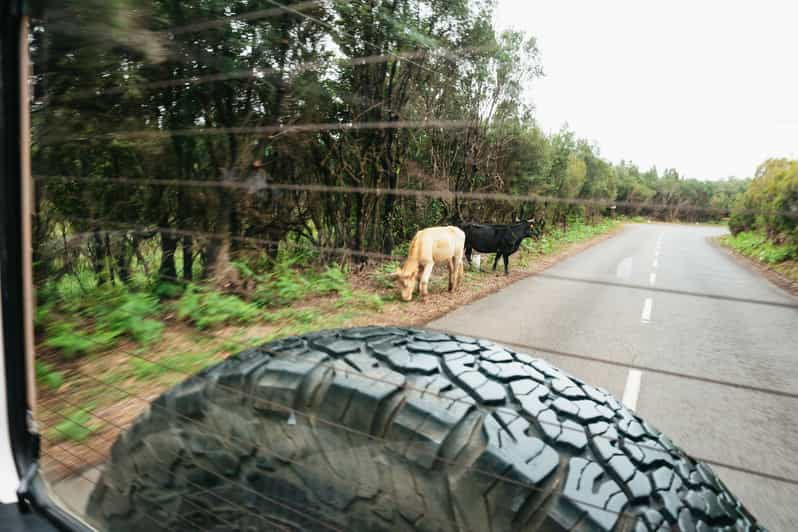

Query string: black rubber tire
[87,327,764,532]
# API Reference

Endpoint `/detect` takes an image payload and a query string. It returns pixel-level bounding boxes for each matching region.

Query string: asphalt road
[430,223,798,531]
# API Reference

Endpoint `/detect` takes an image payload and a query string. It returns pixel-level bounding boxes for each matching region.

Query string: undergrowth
[720,231,796,264]
[175,285,261,329]
[49,404,101,443]
[35,361,64,390]
[37,278,164,359]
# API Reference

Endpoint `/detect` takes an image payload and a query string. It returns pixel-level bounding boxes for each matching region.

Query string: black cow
[460,218,545,274]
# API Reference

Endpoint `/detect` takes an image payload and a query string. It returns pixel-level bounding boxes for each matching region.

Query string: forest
[31,0,751,288]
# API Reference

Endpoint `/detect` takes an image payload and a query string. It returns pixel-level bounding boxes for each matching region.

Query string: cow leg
[465,246,472,265]
[447,258,454,291]
[456,256,464,289]
[503,254,509,275]
[492,253,500,271]
[419,262,434,298]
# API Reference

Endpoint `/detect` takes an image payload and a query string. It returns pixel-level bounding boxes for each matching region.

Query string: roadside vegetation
[35,216,620,477]
[721,159,798,286]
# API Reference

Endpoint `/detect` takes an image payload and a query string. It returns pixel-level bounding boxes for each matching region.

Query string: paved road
[430,223,798,531]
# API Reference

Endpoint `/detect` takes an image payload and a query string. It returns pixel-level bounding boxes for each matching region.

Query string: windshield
[25,1,797,531]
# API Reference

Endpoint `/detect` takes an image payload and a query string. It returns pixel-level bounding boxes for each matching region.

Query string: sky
[493,0,798,180]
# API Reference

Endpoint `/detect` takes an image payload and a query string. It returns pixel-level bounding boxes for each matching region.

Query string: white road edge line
[622,369,643,410]
[649,272,656,285]
[641,297,653,323]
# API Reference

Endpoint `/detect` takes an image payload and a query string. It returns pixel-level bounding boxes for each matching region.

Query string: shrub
[35,361,64,390]
[39,281,165,358]
[175,285,261,329]
[43,322,118,359]
[722,231,796,264]
[729,159,797,242]
[51,405,100,443]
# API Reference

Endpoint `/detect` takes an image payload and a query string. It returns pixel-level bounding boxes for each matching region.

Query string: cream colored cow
[392,226,465,301]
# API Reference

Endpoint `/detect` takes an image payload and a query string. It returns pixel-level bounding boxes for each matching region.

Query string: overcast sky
[494,0,798,180]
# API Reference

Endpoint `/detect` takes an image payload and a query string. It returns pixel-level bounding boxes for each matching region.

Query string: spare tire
[87,327,763,532]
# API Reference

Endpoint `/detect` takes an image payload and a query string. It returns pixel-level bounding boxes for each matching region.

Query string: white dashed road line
[640,297,653,324]
[649,272,656,285]
[622,369,643,410]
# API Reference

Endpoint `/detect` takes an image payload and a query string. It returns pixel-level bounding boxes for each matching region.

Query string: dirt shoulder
[713,237,798,297]
[348,223,626,328]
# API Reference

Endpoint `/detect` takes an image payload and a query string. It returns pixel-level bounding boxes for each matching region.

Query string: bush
[101,292,164,345]
[175,285,261,329]
[43,322,116,359]
[35,361,64,390]
[40,285,164,358]
[722,231,796,264]
[729,159,797,242]
[251,260,350,307]
[51,405,100,443]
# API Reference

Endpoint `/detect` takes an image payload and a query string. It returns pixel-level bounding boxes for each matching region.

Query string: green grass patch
[175,285,261,329]
[35,361,64,390]
[126,349,219,384]
[720,231,796,264]
[38,281,164,359]
[129,357,169,380]
[49,404,101,443]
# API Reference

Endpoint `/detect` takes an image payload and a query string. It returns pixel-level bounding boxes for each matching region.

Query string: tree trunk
[182,235,193,281]
[115,236,132,284]
[159,231,178,281]
[90,230,109,284]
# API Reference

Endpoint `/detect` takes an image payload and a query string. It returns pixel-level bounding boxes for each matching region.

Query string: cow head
[391,268,418,301]
[527,218,545,238]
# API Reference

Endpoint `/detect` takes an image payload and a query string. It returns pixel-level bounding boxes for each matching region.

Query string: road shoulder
[358,222,628,328]
[711,237,798,298]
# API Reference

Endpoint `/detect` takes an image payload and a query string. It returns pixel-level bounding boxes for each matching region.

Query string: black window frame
[1,2,92,530]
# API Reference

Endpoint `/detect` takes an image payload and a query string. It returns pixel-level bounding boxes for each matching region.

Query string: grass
[719,231,798,286]
[129,357,169,380]
[38,282,165,359]
[35,361,64,390]
[719,231,796,264]
[175,285,261,329]
[49,404,101,443]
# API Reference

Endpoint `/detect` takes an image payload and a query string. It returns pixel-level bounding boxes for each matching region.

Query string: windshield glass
[26,1,797,531]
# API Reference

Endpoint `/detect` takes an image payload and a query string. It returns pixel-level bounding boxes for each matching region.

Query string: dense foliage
[729,159,798,245]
